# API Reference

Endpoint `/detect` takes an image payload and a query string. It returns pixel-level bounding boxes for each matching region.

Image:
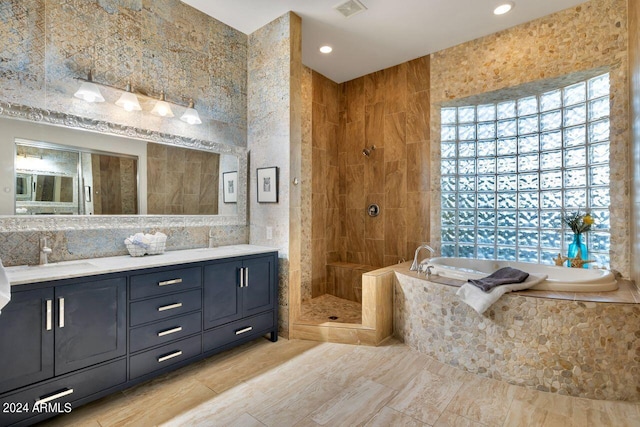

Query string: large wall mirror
[0,109,247,230]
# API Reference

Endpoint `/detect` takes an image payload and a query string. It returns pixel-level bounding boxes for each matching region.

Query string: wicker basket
[124,233,167,257]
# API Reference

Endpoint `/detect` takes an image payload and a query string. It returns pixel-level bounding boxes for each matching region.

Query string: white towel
[456,273,548,314]
[0,259,10,315]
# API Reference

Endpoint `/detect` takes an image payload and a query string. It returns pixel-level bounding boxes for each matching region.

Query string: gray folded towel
[468,267,529,292]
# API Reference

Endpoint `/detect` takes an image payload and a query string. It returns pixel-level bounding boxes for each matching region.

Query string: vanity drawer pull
[59,298,65,328]
[46,299,53,331]
[158,326,183,337]
[235,326,253,335]
[35,388,74,405]
[158,302,183,312]
[158,351,183,363]
[158,278,183,287]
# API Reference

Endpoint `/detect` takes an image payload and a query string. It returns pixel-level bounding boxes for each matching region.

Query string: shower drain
[328,316,339,320]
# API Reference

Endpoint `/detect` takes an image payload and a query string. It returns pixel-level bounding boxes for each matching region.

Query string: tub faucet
[39,237,52,265]
[410,244,435,271]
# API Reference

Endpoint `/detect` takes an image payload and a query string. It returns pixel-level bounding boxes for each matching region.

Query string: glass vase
[567,233,588,268]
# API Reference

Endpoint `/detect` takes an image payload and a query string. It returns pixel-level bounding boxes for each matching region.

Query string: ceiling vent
[333,0,368,18]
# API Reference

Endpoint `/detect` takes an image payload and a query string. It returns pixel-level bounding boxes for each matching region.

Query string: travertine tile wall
[308,58,430,298]
[631,0,640,288]
[430,0,631,277]
[311,71,340,298]
[147,142,220,215]
[248,12,303,337]
[338,57,431,269]
[0,0,250,264]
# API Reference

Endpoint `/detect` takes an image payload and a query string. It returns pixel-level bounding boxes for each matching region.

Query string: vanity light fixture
[115,81,141,112]
[319,45,333,54]
[493,1,514,15]
[73,70,105,103]
[180,99,202,125]
[150,91,174,118]
[73,70,202,125]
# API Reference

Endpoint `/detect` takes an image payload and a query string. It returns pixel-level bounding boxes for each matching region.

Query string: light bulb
[494,2,514,15]
[74,81,105,103]
[115,91,141,112]
[180,100,202,125]
[319,45,333,54]
[151,91,174,117]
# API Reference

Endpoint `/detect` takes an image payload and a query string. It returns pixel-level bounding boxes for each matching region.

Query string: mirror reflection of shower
[362,145,376,157]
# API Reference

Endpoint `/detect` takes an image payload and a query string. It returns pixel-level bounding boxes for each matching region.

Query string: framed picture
[257,167,278,203]
[222,171,238,203]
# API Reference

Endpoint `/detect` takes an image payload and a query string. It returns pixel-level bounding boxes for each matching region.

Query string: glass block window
[440,73,611,267]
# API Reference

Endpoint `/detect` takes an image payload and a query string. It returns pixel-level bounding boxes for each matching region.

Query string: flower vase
[568,233,588,268]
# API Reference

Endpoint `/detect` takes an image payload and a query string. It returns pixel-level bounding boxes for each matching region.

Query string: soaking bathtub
[426,257,618,292]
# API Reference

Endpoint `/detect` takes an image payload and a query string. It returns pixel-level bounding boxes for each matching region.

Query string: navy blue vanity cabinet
[0,288,54,395]
[128,266,203,380]
[54,278,127,375]
[203,253,278,352]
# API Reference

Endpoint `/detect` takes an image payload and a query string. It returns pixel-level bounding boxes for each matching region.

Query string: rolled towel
[457,274,548,314]
[468,267,529,292]
[130,233,151,249]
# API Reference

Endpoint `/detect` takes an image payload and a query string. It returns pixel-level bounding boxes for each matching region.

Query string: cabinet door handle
[244,267,249,288]
[158,350,183,363]
[158,326,183,337]
[158,278,183,287]
[235,326,253,335]
[58,298,65,328]
[46,299,52,331]
[239,267,245,288]
[35,388,74,405]
[158,302,183,312]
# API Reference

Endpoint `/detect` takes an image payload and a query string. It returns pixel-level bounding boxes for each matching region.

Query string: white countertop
[6,245,279,286]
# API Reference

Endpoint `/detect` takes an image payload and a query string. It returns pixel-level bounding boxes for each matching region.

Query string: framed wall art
[222,171,238,203]
[257,167,278,203]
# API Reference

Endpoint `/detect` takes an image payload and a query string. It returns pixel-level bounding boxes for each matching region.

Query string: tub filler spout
[410,244,435,272]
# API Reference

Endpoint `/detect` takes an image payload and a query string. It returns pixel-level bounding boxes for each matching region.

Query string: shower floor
[299,294,362,324]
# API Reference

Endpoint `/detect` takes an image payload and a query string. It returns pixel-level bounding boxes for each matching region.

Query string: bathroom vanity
[0,245,278,426]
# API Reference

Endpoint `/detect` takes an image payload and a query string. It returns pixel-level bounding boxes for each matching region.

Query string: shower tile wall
[339,57,431,268]
[309,58,431,297]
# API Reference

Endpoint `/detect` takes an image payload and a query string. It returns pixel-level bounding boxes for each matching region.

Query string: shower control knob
[367,204,380,217]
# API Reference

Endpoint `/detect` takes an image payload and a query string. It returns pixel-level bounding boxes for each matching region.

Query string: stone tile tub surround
[430,0,631,277]
[393,266,640,401]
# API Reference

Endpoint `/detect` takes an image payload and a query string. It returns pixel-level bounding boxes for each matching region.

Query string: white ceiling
[183,0,589,83]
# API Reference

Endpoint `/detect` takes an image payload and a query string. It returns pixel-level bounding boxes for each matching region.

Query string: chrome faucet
[39,237,52,265]
[410,244,435,271]
[208,228,216,248]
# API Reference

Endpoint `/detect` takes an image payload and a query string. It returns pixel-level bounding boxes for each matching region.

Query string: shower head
[362,145,376,157]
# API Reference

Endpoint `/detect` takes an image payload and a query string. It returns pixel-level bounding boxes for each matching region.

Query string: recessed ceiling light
[320,45,333,54]
[494,2,514,15]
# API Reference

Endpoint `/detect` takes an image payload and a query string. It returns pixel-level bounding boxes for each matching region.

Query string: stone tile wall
[0,1,250,265]
[394,270,640,401]
[631,0,640,287]
[430,0,631,277]
[248,12,303,336]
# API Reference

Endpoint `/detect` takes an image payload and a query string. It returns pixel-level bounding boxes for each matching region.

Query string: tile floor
[39,338,640,427]
[299,294,362,324]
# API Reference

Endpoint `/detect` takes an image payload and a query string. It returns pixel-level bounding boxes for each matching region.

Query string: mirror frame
[0,101,247,232]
